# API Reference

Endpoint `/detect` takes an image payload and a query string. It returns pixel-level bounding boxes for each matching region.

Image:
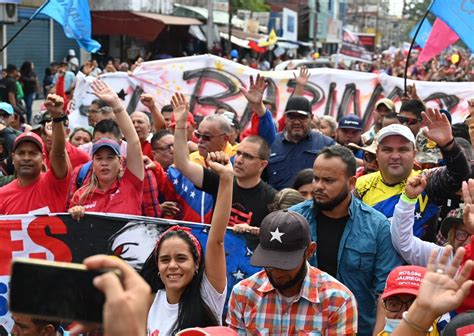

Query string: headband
[155,225,202,266]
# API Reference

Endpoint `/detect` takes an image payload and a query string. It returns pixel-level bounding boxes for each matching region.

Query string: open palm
[91,80,121,107]
[243,74,267,105]
[421,108,452,147]
[170,92,188,125]
[462,179,474,234]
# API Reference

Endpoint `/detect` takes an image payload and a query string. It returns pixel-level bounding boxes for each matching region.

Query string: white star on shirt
[190,191,196,198]
[173,179,178,185]
[415,212,422,220]
[232,269,245,280]
[184,185,188,193]
[270,227,285,243]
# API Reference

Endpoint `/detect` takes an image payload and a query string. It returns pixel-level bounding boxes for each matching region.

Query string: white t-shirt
[147,273,226,335]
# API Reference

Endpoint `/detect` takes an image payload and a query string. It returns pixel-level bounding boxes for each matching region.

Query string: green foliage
[230,0,269,12]
[402,0,435,42]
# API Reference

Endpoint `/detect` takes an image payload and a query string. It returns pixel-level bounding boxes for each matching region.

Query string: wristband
[52,114,67,123]
[402,311,433,333]
[401,193,418,204]
[438,138,454,149]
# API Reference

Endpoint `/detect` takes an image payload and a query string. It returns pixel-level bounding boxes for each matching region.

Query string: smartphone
[9,258,115,324]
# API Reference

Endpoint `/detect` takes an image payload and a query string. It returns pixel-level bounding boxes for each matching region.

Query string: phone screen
[9,259,107,324]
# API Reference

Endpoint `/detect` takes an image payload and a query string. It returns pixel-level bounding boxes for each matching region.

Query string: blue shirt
[290,197,403,336]
[268,131,335,190]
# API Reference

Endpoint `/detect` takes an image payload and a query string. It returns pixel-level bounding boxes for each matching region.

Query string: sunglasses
[363,152,376,163]
[397,116,421,126]
[152,144,173,152]
[194,131,225,142]
[384,297,415,313]
[286,113,310,121]
[235,150,264,161]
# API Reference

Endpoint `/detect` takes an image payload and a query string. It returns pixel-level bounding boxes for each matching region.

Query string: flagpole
[0,0,51,52]
[403,2,433,93]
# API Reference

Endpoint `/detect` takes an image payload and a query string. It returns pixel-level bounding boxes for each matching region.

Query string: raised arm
[140,94,166,131]
[171,92,204,188]
[293,66,310,97]
[45,94,69,179]
[392,175,443,266]
[204,151,233,293]
[91,80,144,181]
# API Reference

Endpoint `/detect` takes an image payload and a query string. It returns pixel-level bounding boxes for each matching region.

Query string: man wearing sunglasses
[397,100,425,137]
[356,109,470,243]
[268,96,335,190]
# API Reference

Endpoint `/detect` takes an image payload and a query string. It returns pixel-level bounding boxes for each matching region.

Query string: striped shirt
[226,265,358,335]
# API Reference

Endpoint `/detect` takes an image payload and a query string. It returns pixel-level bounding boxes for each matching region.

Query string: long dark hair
[140,229,219,334]
[20,61,34,76]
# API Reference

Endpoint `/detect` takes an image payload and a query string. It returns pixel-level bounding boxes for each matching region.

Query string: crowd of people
[1,54,474,336]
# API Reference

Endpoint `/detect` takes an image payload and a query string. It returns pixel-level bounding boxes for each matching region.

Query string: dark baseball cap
[284,96,312,116]
[251,210,311,270]
[440,207,464,237]
[92,138,121,156]
[338,115,363,131]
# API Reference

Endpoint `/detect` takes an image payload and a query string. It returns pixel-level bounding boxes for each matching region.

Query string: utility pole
[207,0,214,51]
[227,0,232,53]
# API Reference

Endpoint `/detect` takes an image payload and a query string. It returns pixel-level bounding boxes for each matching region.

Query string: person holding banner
[68,80,144,217]
[144,150,233,335]
[0,94,70,215]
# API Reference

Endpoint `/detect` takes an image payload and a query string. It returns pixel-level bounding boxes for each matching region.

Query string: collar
[257,263,320,304]
[311,195,354,218]
[282,131,312,143]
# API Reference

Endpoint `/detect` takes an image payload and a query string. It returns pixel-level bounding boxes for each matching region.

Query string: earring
[157,272,161,277]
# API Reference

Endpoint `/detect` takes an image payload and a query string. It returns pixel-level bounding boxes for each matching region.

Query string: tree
[230,0,269,12]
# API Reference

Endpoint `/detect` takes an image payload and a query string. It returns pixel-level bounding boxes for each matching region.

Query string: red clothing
[45,142,90,170]
[141,140,154,161]
[0,169,71,214]
[70,168,144,216]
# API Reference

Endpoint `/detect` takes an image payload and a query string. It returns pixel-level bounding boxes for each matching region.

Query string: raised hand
[462,179,474,234]
[140,94,156,111]
[294,66,310,87]
[205,151,233,178]
[413,246,473,318]
[421,107,453,148]
[44,94,65,118]
[91,80,122,110]
[242,74,268,106]
[170,92,188,127]
[406,84,420,101]
[405,174,427,199]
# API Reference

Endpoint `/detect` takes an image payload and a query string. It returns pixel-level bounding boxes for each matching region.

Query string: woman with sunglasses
[143,151,233,335]
[391,175,474,267]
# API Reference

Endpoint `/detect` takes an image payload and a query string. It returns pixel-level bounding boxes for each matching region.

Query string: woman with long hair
[67,80,144,217]
[19,61,39,124]
[143,94,233,335]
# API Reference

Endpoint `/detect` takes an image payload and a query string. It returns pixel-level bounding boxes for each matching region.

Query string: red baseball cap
[381,265,426,299]
[169,112,195,128]
[12,132,44,153]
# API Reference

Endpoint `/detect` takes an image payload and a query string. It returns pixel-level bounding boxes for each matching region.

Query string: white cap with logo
[377,124,416,145]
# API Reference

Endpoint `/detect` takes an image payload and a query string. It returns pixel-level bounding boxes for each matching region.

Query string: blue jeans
[24,92,35,124]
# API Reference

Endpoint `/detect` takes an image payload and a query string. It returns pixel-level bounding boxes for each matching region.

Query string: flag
[409,19,432,48]
[417,18,459,64]
[39,0,101,53]
[258,29,278,47]
[430,0,474,52]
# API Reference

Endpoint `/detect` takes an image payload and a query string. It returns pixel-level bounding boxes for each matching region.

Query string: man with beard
[290,145,403,336]
[226,210,358,335]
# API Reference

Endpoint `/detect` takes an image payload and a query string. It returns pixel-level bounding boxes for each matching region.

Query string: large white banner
[70,54,474,130]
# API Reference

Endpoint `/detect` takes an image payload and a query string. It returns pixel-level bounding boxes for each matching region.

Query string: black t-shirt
[315,210,348,278]
[201,168,277,250]
[0,76,17,103]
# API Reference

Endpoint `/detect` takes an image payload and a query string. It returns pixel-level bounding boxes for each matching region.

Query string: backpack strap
[76,161,92,189]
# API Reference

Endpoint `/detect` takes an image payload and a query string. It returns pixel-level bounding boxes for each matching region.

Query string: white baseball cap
[377,124,416,145]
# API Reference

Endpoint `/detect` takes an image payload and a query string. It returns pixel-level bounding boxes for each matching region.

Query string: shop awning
[92,11,202,42]
[219,32,250,48]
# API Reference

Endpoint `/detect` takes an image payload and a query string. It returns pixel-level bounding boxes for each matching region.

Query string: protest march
[1,0,474,335]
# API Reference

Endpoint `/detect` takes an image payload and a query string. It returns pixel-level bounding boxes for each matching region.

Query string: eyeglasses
[194,131,226,142]
[286,113,310,121]
[235,150,264,161]
[152,144,173,152]
[397,116,421,126]
[363,152,376,163]
[383,297,415,313]
[89,109,99,115]
[455,228,470,242]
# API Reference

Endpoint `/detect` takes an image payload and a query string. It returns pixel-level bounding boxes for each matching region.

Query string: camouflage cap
[415,131,442,164]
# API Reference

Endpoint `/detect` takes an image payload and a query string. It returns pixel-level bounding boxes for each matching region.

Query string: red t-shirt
[70,168,144,216]
[0,169,71,214]
[45,142,90,170]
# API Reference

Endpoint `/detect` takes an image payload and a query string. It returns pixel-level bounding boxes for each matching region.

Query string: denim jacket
[290,197,403,336]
